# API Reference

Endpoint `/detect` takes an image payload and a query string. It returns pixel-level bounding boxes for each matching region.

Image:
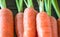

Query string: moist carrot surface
[23,8,37,37]
[36,12,52,37]
[15,12,23,37]
[0,8,14,37]
[50,16,58,37]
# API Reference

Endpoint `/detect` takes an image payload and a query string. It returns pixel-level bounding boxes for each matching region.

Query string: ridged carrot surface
[0,8,14,37]
[50,16,58,37]
[15,0,24,37]
[23,8,37,37]
[15,13,23,37]
[36,12,52,37]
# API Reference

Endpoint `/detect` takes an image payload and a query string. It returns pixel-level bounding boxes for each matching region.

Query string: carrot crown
[24,0,33,8]
[37,0,44,12]
[16,0,23,12]
[44,0,51,16]
[0,0,6,8]
[52,0,60,18]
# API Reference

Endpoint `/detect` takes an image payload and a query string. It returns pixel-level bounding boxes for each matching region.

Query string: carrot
[57,19,60,26]
[0,0,14,37]
[23,0,37,37]
[51,0,60,37]
[50,16,58,37]
[36,12,52,37]
[15,0,23,37]
[15,13,23,37]
[0,8,14,37]
[45,0,58,37]
[57,18,60,37]
[36,0,52,37]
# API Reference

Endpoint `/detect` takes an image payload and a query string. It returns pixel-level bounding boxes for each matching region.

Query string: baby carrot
[23,0,37,37]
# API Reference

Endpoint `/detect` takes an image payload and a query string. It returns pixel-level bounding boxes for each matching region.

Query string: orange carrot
[0,0,14,37]
[15,13,23,37]
[51,0,60,37]
[36,12,52,37]
[37,0,52,37]
[50,16,58,37]
[23,0,37,37]
[15,0,23,37]
[24,7,37,37]
[57,18,60,37]
[0,8,14,37]
[45,0,58,37]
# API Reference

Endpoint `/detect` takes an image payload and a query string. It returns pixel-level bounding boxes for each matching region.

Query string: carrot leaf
[44,0,51,16]
[37,0,44,12]
[24,0,33,8]
[16,0,23,12]
[40,0,44,12]
[0,0,6,8]
[52,0,60,18]
[27,0,33,8]
[24,0,28,7]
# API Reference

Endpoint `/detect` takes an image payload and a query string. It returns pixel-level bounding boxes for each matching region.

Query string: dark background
[3,0,60,37]
[6,0,60,18]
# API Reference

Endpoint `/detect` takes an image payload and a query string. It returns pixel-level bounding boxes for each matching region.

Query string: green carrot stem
[0,0,1,7]
[24,0,28,7]
[44,0,47,12]
[0,0,6,8]
[16,0,23,12]
[44,0,51,16]
[27,0,33,8]
[37,0,44,12]
[19,0,23,12]
[16,0,20,12]
[39,0,44,12]
[24,0,33,8]
[52,0,60,18]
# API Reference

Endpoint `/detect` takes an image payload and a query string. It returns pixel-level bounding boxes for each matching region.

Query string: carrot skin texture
[57,18,60,37]
[15,12,23,37]
[0,8,14,37]
[36,12,52,37]
[23,8,37,37]
[50,16,58,37]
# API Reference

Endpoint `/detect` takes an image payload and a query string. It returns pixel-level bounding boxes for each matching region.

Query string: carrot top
[37,0,44,12]
[52,0,60,18]
[0,0,6,8]
[16,0,23,12]
[44,0,51,16]
[24,0,33,8]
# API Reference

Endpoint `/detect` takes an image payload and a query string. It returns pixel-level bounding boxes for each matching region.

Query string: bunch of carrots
[0,0,60,37]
